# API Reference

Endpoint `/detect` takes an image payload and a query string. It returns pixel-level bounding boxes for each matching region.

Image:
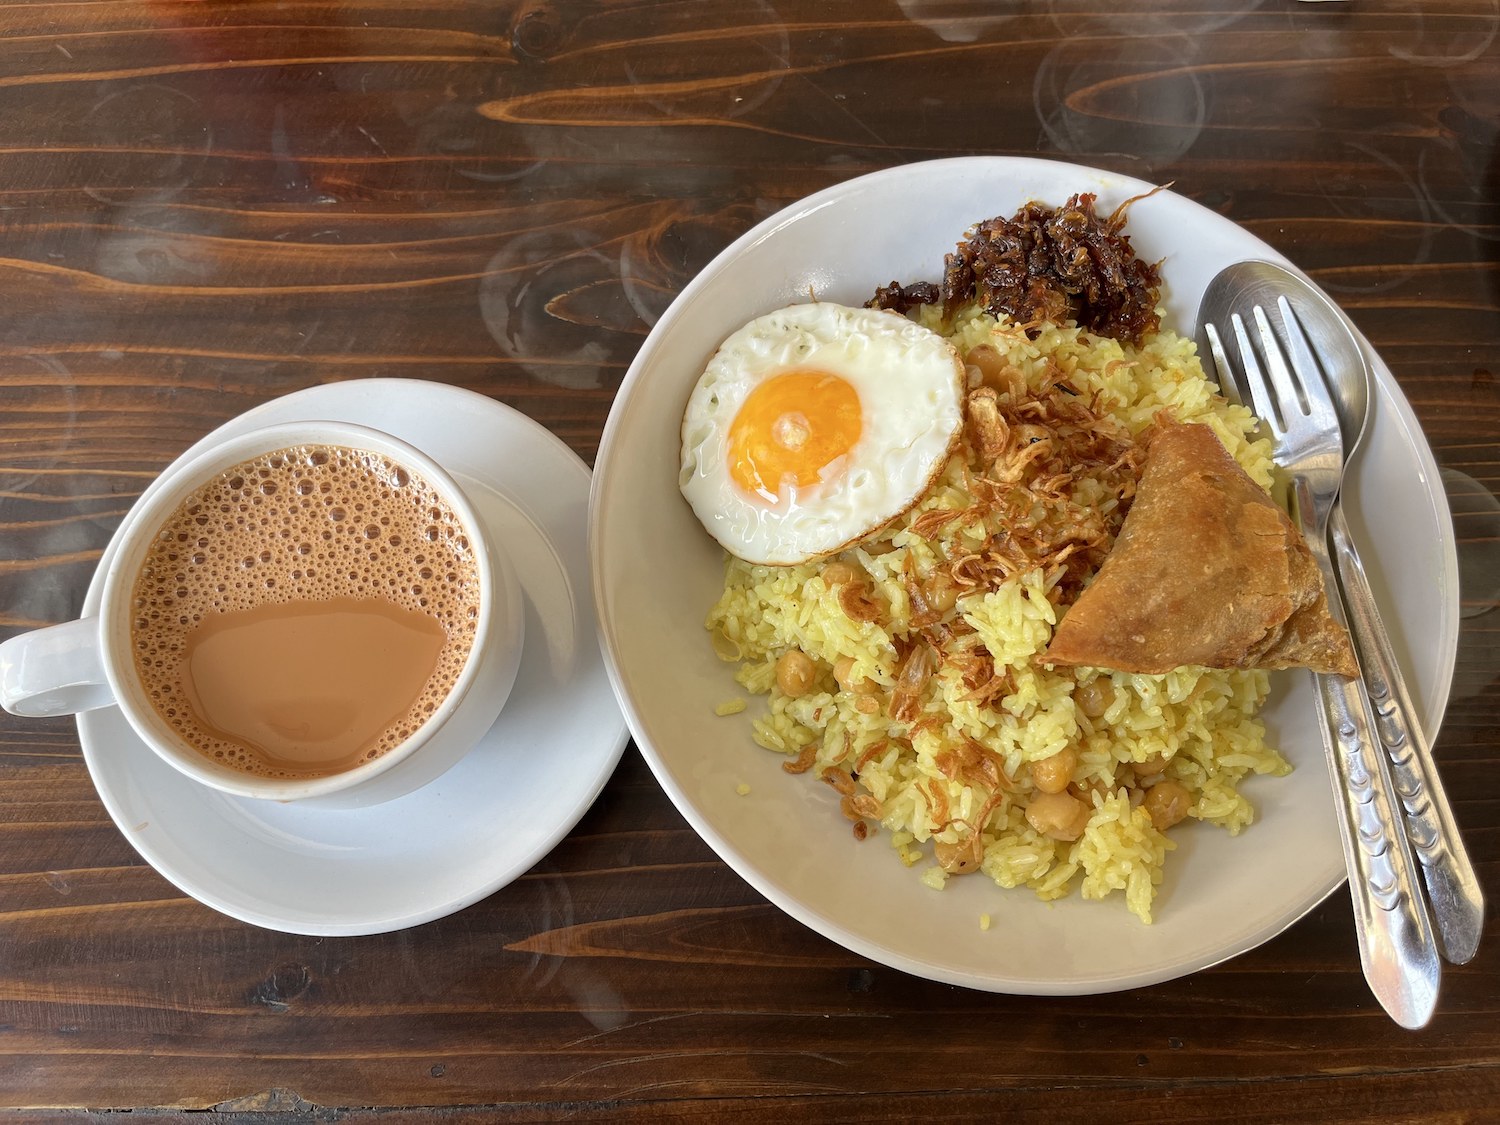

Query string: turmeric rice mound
[705,307,1288,924]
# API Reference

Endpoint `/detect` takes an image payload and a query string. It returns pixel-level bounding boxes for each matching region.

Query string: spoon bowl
[1197,260,1372,460]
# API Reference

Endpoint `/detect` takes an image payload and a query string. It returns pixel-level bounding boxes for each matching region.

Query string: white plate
[591,157,1459,994]
[79,380,628,936]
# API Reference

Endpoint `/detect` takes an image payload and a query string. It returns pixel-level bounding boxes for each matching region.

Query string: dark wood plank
[12,1065,1500,1121]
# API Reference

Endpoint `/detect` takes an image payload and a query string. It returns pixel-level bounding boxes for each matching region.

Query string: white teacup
[0,420,524,809]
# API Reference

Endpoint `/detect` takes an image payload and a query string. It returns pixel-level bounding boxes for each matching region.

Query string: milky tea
[130,445,481,780]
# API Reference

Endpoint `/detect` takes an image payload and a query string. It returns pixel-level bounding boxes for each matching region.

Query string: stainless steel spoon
[1199,260,1484,966]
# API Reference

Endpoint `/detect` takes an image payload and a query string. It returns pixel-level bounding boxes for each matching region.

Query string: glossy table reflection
[1,1,1497,1120]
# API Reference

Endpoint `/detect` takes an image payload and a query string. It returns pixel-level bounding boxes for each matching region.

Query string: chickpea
[1025,791,1091,842]
[926,573,959,615]
[965,344,1009,389]
[1143,780,1193,831]
[1070,777,1107,800]
[1132,751,1170,782]
[833,655,880,695]
[775,650,817,698]
[1073,677,1116,719]
[1029,745,1078,795]
[821,561,859,586]
[833,655,858,691]
[934,835,984,875]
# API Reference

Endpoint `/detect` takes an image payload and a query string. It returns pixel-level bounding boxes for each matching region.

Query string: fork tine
[1231,311,1283,438]
[1251,304,1306,427]
[1279,296,1343,441]
[1201,321,1247,408]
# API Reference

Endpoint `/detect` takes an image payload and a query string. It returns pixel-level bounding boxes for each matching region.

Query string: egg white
[679,302,965,565]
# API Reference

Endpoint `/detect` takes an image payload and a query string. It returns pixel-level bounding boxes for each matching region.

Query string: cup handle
[0,618,115,717]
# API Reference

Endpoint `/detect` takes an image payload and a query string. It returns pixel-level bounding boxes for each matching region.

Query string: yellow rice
[705,307,1290,923]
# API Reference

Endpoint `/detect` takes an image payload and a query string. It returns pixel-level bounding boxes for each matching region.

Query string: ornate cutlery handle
[1330,502,1484,964]
[1293,481,1441,1029]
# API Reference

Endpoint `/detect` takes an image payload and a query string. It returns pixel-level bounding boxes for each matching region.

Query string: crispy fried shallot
[783,743,818,774]
[904,577,942,630]
[934,736,1014,794]
[966,387,1010,462]
[821,766,857,796]
[909,714,948,742]
[889,642,937,723]
[951,644,1012,709]
[920,779,951,830]
[837,580,885,624]
[855,738,890,773]
[910,368,1141,606]
[850,794,882,818]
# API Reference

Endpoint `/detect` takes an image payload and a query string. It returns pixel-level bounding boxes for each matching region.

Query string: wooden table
[2,1,1497,1119]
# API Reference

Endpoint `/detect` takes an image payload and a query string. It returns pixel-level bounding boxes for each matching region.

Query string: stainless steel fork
[1203,262,1483,970]
[1200,295,1441,1030]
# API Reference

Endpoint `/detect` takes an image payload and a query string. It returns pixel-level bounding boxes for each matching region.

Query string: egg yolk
[727,371,862,501]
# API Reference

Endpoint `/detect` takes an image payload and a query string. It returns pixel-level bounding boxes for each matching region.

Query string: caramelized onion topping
[869,192,1163,347]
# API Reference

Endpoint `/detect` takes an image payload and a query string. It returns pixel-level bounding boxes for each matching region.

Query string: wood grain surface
[1,0,1497,1119]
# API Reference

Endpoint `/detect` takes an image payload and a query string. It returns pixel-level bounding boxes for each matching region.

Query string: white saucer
[77,380,628,935]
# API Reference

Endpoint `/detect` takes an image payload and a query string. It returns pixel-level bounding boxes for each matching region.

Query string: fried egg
[679,302,965,565]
